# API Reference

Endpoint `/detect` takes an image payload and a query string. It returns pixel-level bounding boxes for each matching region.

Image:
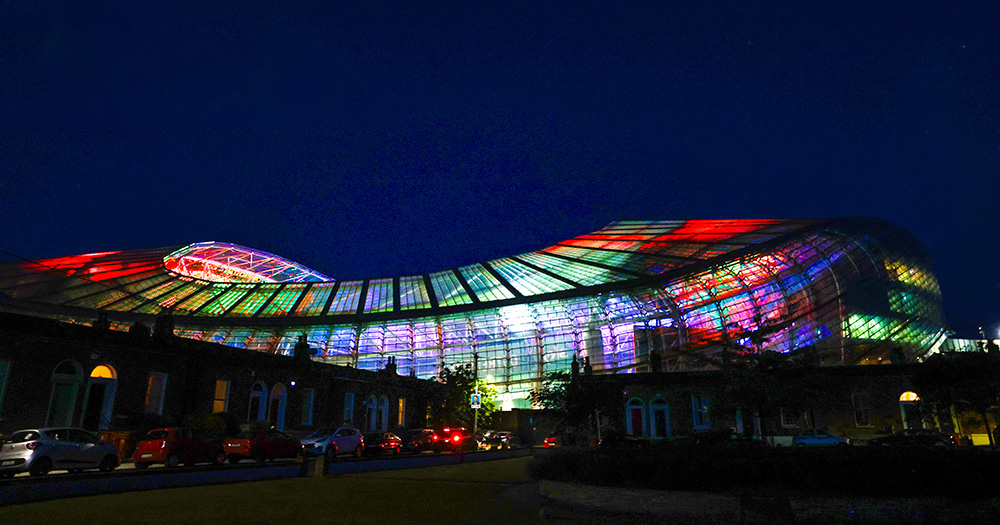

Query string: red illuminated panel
[650,220,772,243]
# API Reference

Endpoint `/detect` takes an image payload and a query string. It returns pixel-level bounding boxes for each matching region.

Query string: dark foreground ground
[3,456,999,524]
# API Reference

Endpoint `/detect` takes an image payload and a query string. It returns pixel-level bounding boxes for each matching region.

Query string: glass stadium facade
[0,218,947,409]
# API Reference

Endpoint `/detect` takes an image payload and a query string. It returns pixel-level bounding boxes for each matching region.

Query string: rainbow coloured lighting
[0,218,948,408]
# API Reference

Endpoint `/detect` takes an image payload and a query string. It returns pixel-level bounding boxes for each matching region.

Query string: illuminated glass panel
[260,284,307,316]
[329,281,364,315]
[199,284,255,316]
[544,245,677,275]
[164,242,330,283]
[174,284,230,315]
[517,252,631,287]
[294,283,335,316]
[227,284,281,317]
[459,264,515,302]
[133,280,202,314]
[399,276,431,311]
[489,258,574,296]
[364,279,393,313]
[68,289,130,309]
[429,270,473,307]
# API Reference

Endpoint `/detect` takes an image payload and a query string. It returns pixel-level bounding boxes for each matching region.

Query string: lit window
[398,398,406,427]
[90,365,114,379]
[213,380,230,413]
[145,373,167,415]
[899,391,920,402]
[691,395,710,430]
[301,389,315,426]
[779,407,800,428]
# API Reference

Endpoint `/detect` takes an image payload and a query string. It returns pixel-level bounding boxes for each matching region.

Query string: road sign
[470,393,481,409]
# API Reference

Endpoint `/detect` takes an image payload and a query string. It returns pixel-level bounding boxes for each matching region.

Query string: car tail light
[25,442,38,450]
[432,435,438,441]
[452,435,461,443]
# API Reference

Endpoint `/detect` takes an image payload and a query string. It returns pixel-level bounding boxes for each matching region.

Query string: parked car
[300,427,364,461]
[431,427,476,453]
[224,429,303,464]
[598,432,650,449]
[401,428,436,454]
[791,429,850,447]
[362,432,403,456]
[133,427,227,469]
[868,429,956,449]
[0,427,120,477]
[482,430,520,450]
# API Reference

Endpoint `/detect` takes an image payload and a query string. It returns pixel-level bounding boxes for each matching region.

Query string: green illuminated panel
[108,293,156,312]
[294,283,335,316]
[133,279,202,314]
[364,278,393,313]
[518,252,631,287]
[68,289,130,309]
[400,276,431,311]
[199,284,255,316]
[546,245,678,275]
[173,284,230,315]
[260,283,307,316]
[429,270,473,307]
[459,264,515,302]
[120,272,173,294]
[489,258,575,296]
[329,281,363,315]
[227,284,281,317]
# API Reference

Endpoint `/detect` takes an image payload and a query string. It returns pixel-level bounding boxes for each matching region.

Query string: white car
[0,427,120,477]
[300,427,364,460]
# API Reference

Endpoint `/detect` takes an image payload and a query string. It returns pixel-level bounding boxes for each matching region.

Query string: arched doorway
[899,391,921,430]
[81,364,117,430]
[649,397,671,439]
[47,360,83,426]
[378,396,389,431]
[248,381,267,423]
[268,383,287,430]
[626,398,645,436]
[366,395,378,431]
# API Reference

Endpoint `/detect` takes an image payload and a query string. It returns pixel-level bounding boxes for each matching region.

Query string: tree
[915,351,1000,447]
[435,363,497,430]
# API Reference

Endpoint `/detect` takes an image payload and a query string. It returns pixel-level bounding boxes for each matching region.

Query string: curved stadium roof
[0,218,948,408]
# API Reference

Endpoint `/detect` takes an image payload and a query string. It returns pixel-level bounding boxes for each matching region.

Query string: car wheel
[228,456,241,465]
[213,451,227,465]
[30,457,53,477]
[135,462,151,470]
[165,454,181,468]
[354,445,363,458]
[99,455,118,472]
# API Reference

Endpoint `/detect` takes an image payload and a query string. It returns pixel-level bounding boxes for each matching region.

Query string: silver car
[0,427,120,477]
[300,426,364,461]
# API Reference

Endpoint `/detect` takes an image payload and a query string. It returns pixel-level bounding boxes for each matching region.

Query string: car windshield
[144,430,170,440]
[7,430,41,443]
[308,429,335,438]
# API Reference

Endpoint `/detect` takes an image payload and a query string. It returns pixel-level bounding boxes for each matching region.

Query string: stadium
[0,218,947,410]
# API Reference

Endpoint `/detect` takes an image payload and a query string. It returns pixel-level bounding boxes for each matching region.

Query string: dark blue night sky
[2,2,999,337]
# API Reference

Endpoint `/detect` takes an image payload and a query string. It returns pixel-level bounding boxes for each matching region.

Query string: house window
[344,392,355,425]
[649,397,671,439]
[626,398,645,436]
[213,380,230,413]
[301,388,315,426]
[0,360,10,418]
[691,395,710,430]
[852,391,872,427]
[397,398,406,427]
[779,407,800,428]
[144,373,167,415]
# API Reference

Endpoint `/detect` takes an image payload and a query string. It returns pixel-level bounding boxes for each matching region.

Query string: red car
[431,427,476,453]
[133,427,227,469]
[543,436,558,448]
[223,429,303,464]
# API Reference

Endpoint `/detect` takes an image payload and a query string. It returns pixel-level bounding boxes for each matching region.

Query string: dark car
[598,431,651,449]
[482,430,520,450]
[223,429,304,464]
[431,427,476,453]
[868,429,956,449]
[362,432,403,456]
[133,427,227,469]
[401,429,436,454]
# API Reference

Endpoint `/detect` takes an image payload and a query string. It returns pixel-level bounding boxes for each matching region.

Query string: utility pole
[472,351,479,437]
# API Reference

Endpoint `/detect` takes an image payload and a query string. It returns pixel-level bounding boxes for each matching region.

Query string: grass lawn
[0,457,546,525]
